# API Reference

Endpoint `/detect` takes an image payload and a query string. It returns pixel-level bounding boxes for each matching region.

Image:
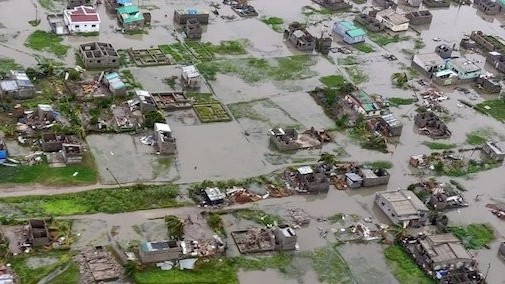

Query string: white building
[181,65,201,88]
[375,190,429,228]
[63,5,101,33]
[375,8,409,32]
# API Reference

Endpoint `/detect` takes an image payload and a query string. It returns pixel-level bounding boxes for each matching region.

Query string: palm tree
[318,152,338,166]
[391,72,408,89]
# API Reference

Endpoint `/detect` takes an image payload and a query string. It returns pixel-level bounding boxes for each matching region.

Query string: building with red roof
[63,5,101,33]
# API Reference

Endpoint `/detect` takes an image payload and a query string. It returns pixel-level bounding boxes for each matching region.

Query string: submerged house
[296,166,330,193]
[0,70,36,99]
[154,123,176,155]
[414,111,451,139]
[375,190,429,227]
[375,8,409,32]
[481,141,505,163]
[185,18,203,39]
[28,219,50,247]
[412,53,446,75]
[405,10,433,26]
[63,5,100,33]
[117,5,145,30]
[343,90,384,117]
[181,65,201,88]
[102,72,126,96]
[486,51,505,73]
[79,42,120,69]
[474,0,501,15]
[139,240,183,263]
[312,0,352,11]
[333,21,366,44]
[284,22,316,52]
[173,9,209,25]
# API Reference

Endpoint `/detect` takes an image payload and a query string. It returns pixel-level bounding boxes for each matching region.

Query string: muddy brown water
[1,0,505,282]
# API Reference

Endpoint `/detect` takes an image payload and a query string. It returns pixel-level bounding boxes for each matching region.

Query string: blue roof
[0,150,7,159]
[105,72,120,81]
[347,28,366,37]
[117,0,132,5]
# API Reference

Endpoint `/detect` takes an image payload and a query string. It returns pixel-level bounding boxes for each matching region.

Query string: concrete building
[423,0,450,7]
[173,9,209,25]
[0,70,36,99]
[79,42,120,69]
[474,0,501,15]
[150,92,192,111]
[482,141,505,163]
[102,72,126,96]
[378,113,403,137]
[445,58,482,80]
[185,18,203,40]
[134,90,156,113]
[486,51,505,73]
[41,133,63,152]
[63,5,100,33]
[67,0,92,8]
[296,166,330,193]
[312,0,352,11]
[435,44,453,59]
[343,90,383,117]
[476,75,502,93]
[28,219,50,247]
[412,53,446,74]
[204,187,226,205]
[333,21,366,44]
[359,168,390,187]
[375,190,429,227]
[273,225,297,251]
[405,10,433,26]
[181,65,201,88]
[354,13,385,32]
[375,8,409,32]
[414,111,451,139]
[284,22,316,52]
[345,173,363,189]
[316,36,333,55]
[470,31,505,53]
[62,143,83,164]
[269,128,299,151]
[407,0,422,6]
[117,5,145,30]
[154,123,176,155]
[374,0,398,8]
[47,14,68,35]
[139,240,182,263]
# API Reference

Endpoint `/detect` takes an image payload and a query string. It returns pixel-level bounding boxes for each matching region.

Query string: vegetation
[384,245,434,284]
[0,156,97,185]
[388,97,416,107]
[301,5,334,16]
[205,213,226,236]
[348,120,389,153]
[354,43,375,53]
[310,245,356,283]
[433,159,498,177]
[450,179,466,191]
[231,208,283,227]
[364,160,393,169]
[25,30,70,57]
[474,99,505,122]
[368,33,410,46]
[196,55,318,82]
[422,141,456,150]
[10,250,73,284]
[447,224,495,249]
[391,72,409,89]
[193,104,231,123]
[144,110,166,128]
[165,215,184,240]
[344,66,368,85]
[414,38,426,50]
[0,57,23,73]
[39,0,58,11]
[338,56,358,65]
[261,17,284,32]
[319,75,346,88]
[0,184,182,217]
[28,19,41,27]
[465,128,499,145]
[51,261,80,284]
[203,40,248,56]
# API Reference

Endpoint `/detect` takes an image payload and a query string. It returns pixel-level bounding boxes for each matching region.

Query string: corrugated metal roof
[0,80,18,91]
[346,28,366,37]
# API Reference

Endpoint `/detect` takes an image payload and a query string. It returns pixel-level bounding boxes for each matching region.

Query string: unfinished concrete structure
[476,75,502,93]
[269,128,328,151]
[375,190,429,227]
[482,141,505,163]
[312,0,352,11]
[150,92,192,110]
[374,0,398,8]
[486,51,505,73]
[405,10,433,25]
[173,9,209,25]
[414,111,451,139]
[41,133,63,152]
[67,0,92,8]
[402,234,482,283]
[354,13,385,32]
[154,123,176,155]
[296,166,330,193]
[127,48,172,66]
[284,22,316,52]
[469,31,505,53]
[185,18,203,39]
[359,168,390,187]
[79,42,120,69]
[62,142,83,164]
[232,225,297,254]
[435,44,453,59]
[273,225,298,251]
[47,14,68,35]
[28,219,50,247]
[75,246,123,283]
[367,113,403,137]
[474,0,501,15]
[423,0,450,7]
[139,240,183,263]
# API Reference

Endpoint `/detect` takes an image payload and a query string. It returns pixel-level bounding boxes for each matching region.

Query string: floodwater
[1,0,505,282]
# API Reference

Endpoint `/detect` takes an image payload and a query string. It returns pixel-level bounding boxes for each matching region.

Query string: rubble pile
[74,246,124,284]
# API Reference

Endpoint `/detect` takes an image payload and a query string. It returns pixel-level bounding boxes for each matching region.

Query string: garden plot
[187,93,231,123]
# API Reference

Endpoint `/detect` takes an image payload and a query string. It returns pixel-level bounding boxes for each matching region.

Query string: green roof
[338,20,356,30]
[347,28,366,37]
[117,5,139,14]
[117,5,144,23]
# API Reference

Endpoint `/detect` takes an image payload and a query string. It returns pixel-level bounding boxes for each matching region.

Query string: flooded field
[1,0,505,283]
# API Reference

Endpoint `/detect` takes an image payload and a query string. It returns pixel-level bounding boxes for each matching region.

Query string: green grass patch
[310,244,356,283]
[206,213,226,236]
[0,57,23,73]
[261,17,284,32]
[447,223,495,249]
[338,56,358,65]
[0,184,182,217]
[301,5,334,16]
[25,30,70,57]
[319,75,346,88]
[10,250,72,284]
[51,261,80,284]
[196,55,317,83]
[159,43,195,64]
[231,208,284,227]
[354,42,375,53]
[422,141,456,150]
[193,104,231,123]
[414,38,425,49]
[0,156,97,186]
[38,0,57,11]
[344,66,368,85]
[384,245,434,284]
[76,31,99,37]
[205,40,248,55]
[388,97,416,107]
[465,127,499,145]
[364,160,393,169]
[475,99,505,122]
[368,32,410,47]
